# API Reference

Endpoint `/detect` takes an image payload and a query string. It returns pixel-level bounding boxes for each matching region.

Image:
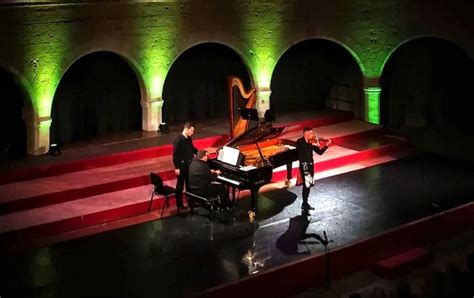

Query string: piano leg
[250,186,261,213]
[248,187,259,222]
[231,186,236,204]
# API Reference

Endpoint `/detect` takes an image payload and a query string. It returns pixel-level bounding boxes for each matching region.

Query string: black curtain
[0,69,26,160]
[51,52,141,145]
[381,38,474,134]
[162,43,251,125]
[271,39,363,116]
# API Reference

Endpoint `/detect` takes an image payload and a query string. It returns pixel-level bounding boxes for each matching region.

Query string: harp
[228,76,257,139]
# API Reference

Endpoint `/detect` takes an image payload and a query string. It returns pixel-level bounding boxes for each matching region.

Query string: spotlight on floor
[48,143,61,156]
[158,123,169,134]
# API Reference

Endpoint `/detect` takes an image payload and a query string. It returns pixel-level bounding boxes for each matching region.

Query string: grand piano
[208,77,298,216]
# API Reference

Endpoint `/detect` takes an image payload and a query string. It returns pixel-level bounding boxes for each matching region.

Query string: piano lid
[226,122,285,148]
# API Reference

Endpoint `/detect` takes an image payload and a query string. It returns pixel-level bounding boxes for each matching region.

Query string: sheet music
[217,146,242,166]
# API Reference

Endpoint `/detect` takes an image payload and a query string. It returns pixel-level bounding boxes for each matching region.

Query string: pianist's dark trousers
[197,182,231,208]
[175,161,191,208]
[210,182,232,208]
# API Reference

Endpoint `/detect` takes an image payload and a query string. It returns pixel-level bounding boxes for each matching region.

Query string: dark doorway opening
[162,43,251,126]
[0,68,27,162]
[381,37,474,134]
[271,39,363,119]
[51,51,142,146]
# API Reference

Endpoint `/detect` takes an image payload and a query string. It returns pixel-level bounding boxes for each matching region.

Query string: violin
[308,132,333,146]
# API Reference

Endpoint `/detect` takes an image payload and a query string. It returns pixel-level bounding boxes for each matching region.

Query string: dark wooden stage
[1,152,473,298]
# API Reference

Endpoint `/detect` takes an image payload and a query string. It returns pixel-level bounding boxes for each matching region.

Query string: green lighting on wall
[28,46,69,118]
[132,3,179,100]
[19,10,72,119]
[150,75,163,99]
[241,2,285,89]
[364,87,381,124]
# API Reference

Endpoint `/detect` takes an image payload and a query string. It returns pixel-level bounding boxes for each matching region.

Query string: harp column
[256,86,271,119]
[141,96,163,131]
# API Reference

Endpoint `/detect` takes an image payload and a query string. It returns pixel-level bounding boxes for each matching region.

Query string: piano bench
[185,192,221,220]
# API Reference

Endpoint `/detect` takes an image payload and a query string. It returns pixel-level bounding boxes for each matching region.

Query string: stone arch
[380,35,471,77]
[162,41,255,125]
[168,33,256,88]
[50,50,143,145]
[380,36,474,133]
[59,47,148,111]
[271,37,365,118]
[276,36,366,76]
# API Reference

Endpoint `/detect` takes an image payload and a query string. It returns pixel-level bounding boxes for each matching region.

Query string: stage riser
[0,132,403,215]
[197,203,474,298]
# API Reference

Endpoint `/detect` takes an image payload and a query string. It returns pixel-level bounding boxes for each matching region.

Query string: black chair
[149,172,176,218]
[185,191,221,220]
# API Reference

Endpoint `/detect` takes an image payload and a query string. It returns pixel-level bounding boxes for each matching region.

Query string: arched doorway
[162,43,252,127]
[0,68,27,162]
[271,39,364,119]
[50,51,142,146]
[381,37,474,134]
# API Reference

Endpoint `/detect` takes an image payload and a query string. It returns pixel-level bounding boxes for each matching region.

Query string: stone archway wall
[0,0,472,154]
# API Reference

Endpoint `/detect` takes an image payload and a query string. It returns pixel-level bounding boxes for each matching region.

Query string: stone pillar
[256,86,271,119]
[363,76,382,124]
[141,97,163,131]
[363,87,382,124]
[26,116,51,155]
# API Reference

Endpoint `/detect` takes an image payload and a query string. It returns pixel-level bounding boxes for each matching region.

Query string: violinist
[296,127,332,212]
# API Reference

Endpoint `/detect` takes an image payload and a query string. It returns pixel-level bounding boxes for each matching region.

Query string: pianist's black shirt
[296,137,328,163]
[173,134,198,169]
[188,159,216,194]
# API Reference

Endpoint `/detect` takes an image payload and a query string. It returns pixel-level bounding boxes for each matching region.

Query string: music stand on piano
[239,107,259,121]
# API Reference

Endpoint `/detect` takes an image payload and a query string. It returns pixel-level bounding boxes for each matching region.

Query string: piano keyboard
[217,174,243,186]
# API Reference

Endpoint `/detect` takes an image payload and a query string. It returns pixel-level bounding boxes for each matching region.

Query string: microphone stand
[322,230,334,289]
[430,202,440,245]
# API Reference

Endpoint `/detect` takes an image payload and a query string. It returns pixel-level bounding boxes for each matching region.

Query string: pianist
[297,127,332,212]
[173,122,198,210]
[188,150,232,210]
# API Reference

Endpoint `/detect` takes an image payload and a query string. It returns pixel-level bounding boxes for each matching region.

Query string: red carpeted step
[0,112,354,186]
[0,116,415,246]
[271,134,408,182]
[1,132,407,215]
[0,120,385,214]
[0,141,412,247]
[0,184,173,246]
[373,247,433,279]
[0,134,228,185]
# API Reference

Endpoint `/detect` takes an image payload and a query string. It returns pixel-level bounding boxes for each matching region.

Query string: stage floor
[2,153,474,298]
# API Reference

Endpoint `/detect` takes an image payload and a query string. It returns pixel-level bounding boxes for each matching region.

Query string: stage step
[0,134,228,185]
[0,120,382,215]
[0,116,415,249]
[0,110,354,186]
[0,143,412,251]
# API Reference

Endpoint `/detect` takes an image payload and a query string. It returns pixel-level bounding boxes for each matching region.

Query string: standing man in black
[296,127,332,211]
[173,122,198,210]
